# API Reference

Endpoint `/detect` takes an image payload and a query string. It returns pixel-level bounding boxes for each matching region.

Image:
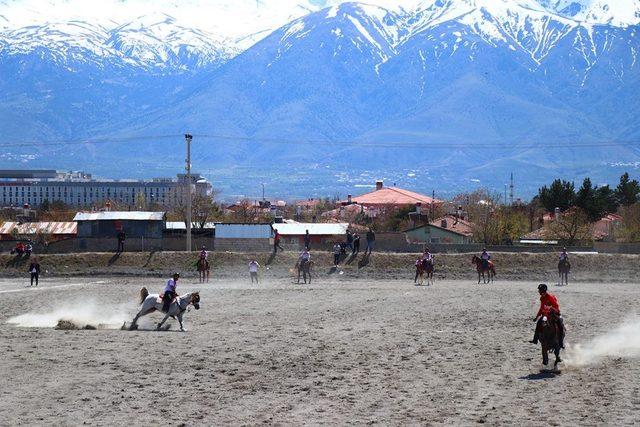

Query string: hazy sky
[0,0,416,31]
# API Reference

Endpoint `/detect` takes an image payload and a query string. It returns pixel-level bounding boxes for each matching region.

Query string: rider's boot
[529,328,539,344]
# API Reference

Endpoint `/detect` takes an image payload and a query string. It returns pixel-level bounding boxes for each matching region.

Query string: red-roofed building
[342,181,443,216]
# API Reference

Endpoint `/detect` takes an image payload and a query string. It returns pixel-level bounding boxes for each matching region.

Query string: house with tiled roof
[404,215,475,244]
[342,181,443,212]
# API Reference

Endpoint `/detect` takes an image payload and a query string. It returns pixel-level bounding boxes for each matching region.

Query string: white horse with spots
[129,287,200,332]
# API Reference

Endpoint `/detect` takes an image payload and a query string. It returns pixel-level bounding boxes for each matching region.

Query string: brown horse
[558,259,570,286]
[425,259,435,286]
[539,312,563,368]
[296,260,314,284]
[414,260,425,285]
[197,258,210,283]
[471,255,496,284]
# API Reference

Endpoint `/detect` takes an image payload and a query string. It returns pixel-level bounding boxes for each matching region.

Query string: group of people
[11,241,33,256]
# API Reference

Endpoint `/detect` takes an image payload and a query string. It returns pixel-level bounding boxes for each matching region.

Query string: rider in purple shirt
[162,273,179,312]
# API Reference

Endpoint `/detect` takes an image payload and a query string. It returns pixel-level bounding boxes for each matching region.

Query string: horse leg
[177,313,186,332]
[477,271,481,284]
[157,312,171,330]
[129,309,145,330]
[542,345,549,366]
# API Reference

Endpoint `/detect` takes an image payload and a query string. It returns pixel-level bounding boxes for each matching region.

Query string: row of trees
[537,173,640,221]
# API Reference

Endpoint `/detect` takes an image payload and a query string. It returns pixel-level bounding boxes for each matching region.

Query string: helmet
[537,283,548,292]
[173,272,180,279]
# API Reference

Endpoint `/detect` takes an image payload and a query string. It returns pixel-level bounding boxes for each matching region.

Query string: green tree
[575,178,618,222]
[615,172,640,206]
[596,185,619,215]
[575,178,601,221]
[537,179,575,213]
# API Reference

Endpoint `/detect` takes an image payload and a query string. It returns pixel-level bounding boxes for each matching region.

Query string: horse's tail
[139,287,149,305]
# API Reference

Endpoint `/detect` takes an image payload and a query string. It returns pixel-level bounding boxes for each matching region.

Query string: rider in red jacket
[529,284,565,348]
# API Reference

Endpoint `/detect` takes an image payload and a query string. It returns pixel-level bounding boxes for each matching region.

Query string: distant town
[1,169,639,253]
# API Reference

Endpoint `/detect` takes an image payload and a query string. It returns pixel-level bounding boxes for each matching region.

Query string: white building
[0,170,212,208]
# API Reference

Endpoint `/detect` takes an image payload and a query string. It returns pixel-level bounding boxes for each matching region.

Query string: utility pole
[509,172,514,205]
[504,184,507,205]
[185,134,192,252]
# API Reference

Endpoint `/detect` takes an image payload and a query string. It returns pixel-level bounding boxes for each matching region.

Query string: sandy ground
[1,275,639,426]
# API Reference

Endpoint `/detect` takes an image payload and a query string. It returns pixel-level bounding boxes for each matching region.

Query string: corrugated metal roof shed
[165,222,216,230]
[215,223,272,239]
[73,211,165,221]
[0,222,77,235]
[273,223,348,236]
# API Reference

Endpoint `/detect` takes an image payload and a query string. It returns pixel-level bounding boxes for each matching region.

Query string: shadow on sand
[108,252,121,266]
[519,370,561,381]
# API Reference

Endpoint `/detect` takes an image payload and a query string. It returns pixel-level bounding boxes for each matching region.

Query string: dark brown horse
[296,260,313,284]
[539,312,563,368]
[558,259,570,286]
[414,260,425,285]
[197,258,210,283]
[471,255,496,284]
[424,258,435,286]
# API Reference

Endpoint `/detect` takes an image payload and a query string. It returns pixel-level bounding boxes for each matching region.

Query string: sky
[0,0,427,34]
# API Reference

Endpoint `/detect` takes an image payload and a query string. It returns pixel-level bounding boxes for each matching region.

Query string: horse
[558,259,570,286]
[296,259,314,284]
[424,258,435,286]
[197,257,210,283]
[471,255,496,284]
[538,312,563,368]
[414,260,425,285]
[129,287,200,332]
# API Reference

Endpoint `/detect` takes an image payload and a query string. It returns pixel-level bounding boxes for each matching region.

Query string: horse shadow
[108,252,121,266]
[519,371,560,381]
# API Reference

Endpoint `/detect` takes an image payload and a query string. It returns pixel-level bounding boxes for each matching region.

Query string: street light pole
[185,134,192,252]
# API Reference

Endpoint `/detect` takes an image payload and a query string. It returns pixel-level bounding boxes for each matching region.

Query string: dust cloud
[566,315,640,367]
[7,299,132,330]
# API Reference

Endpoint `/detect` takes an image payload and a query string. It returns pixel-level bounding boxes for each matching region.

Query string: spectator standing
[117,230,126,253]
[366,229,376,255]
[346,230,354,252]
[353,233,360,255]
[28,258,41,287]
[304,229,311,250]
[273,230,284,253]
[332,242,342,267]
[248,260,260,284]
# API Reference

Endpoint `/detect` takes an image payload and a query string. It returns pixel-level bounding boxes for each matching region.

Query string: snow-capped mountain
[1,0,639,195]
[543,0,640,26]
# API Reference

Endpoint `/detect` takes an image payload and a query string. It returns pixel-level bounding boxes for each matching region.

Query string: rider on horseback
[529,284,565,348]
[422,247,433,264]
[559,247,569,262]
[480,247,490,270]
[162,273,180,313]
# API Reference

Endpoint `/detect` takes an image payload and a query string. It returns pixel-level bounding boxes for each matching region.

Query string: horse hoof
[180,328,187,332]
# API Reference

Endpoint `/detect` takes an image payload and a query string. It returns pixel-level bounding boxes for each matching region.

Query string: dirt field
[2,251,640,283]
[1,275,639,425]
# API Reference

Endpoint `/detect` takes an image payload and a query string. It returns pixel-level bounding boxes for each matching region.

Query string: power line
[0,132,639,150]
